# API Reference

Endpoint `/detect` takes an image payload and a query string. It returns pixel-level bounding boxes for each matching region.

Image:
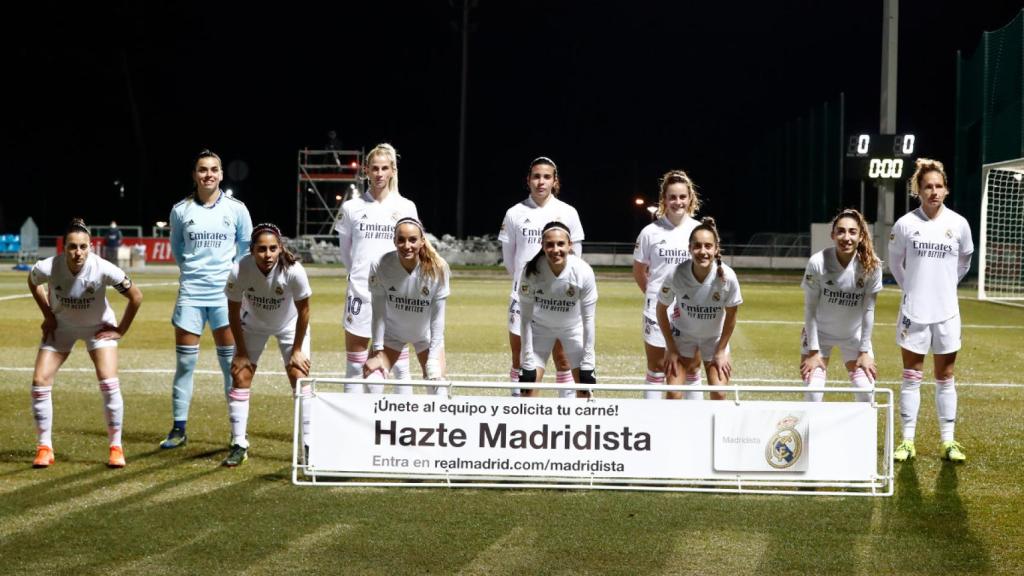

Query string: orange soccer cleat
[33,445,55,468]
[108,445,126,468]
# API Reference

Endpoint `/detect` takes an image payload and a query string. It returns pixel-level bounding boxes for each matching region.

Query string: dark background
[1,1,1021,242]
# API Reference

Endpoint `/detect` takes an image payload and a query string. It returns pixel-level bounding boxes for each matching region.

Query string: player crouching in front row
[799,209,882,403]
[518,221,599,398]
[27,218,143,468]
[224,224,313,467]
[657,217,741,401]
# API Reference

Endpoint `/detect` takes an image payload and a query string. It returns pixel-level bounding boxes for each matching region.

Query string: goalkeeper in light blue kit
[160,149,253,449]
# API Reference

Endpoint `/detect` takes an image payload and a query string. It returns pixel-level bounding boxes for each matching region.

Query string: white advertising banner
[308,393,878,482]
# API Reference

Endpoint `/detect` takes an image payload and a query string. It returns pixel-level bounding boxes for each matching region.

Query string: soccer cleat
[222,444,248,467]
[942,441,967,463]
[893,440,916,462]
[159,428,187,449]
[108,445,126,468]
[32,445,55,468]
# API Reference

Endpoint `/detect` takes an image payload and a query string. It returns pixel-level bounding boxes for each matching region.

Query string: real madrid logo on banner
[765,415,804,469]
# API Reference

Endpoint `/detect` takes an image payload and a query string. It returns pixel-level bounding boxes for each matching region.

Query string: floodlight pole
[455,0,471,238]
[877,0,898,265]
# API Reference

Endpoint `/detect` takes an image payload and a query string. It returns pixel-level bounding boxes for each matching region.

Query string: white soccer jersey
[519,254,598,369]
[334,190,419,303]
[801,247,882,346]
[888,206,973,324]
[633,215,699,317]
[369,251,450,358]
[658,261,742,340]
[226,256,312,334]
[30,252,129,328]
[498,196,584,296]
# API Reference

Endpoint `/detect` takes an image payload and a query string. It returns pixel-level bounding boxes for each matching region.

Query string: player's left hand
[94,323,123,341]
[712,351,732,380]
[289,350,311,377]
[856,353,877,382]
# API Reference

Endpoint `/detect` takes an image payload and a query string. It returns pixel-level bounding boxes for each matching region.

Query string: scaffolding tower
[295,149,364,237]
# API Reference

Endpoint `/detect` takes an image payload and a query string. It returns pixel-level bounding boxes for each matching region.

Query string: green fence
[955,9,1024,236]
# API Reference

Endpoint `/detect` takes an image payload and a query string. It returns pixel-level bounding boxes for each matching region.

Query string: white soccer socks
[644,370,664,400]
[345,351,368,393]
[31,385,53,447]
[227,387,251,449]
[98,378,124,447]
[804,367,827,402]
[899,369,924,442]
[935,377,958,442]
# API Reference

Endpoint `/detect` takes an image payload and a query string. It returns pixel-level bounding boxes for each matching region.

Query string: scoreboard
[844,133,916,180]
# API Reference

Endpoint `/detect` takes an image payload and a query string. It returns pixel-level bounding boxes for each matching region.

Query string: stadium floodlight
[978,158,1024,306]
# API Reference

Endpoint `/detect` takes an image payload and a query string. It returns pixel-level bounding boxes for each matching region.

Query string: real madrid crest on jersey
[391,211,401,222]
[274,285,284,296]
[421,285,430,297]
[765,415,803,469]
[712,291,721,302]
[223,215,232,229]
[945,228,953,239]
[566,285,575,298]
[85,282,98,295]
[660,285,670,295]
[520,283,530,295]
[856,277,864,289]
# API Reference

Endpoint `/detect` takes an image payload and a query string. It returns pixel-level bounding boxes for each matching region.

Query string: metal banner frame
[291,379,894,497]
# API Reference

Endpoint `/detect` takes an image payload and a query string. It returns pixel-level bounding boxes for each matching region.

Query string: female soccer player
[889,158,973,463]
[223,224,312,467]
[334,143,418,393]
[800,208,882,402]
[633,170,701,399]
[656,217,742,401]
[28,218,143,468]
[362,218,450,395]
[161,149,253,449]
[518,222,598,398]
[499,157,585,396]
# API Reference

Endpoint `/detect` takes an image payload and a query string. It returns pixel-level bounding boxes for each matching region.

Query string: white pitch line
[0,366,1020,388]
[738,319,1024,329]
[0,281,179,301]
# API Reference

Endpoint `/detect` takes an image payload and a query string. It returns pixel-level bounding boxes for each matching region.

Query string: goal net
[979,159,1024,305]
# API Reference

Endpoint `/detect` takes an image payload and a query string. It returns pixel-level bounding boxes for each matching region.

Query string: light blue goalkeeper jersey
[170,191,253,306]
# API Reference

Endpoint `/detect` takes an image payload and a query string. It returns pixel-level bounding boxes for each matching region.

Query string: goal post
[979,158,1024,306]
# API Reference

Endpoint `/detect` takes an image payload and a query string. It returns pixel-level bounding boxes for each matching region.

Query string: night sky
[2,1,1021,243]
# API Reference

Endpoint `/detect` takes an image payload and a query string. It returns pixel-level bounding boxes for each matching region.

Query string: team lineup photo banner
[303,387,885,489]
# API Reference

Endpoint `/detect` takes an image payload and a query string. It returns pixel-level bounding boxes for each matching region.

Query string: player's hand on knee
[289,351,311,376]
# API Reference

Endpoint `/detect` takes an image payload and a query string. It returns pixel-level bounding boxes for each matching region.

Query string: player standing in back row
[161,150,253,449]
[335,143,418,393]
[498,157,584,397]
[632,170,701,399]
[889,158,973,463]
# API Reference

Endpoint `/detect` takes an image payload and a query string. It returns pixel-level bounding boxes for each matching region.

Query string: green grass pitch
[0,268,1022,575]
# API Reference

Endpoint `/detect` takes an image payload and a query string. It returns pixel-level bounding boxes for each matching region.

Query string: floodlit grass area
[0,268,1022,574]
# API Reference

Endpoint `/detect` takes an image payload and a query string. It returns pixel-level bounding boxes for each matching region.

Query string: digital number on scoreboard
[845,133,916,180]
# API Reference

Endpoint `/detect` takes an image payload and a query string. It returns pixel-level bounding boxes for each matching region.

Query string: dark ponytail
[689,216,725,282]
